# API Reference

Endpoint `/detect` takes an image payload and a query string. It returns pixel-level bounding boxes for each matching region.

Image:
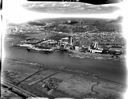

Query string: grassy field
[3,59,124,98]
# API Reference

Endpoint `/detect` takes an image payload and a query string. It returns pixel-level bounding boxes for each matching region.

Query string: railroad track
[2,71,61,98]
[2,80,37,98]
[28,71,60,86]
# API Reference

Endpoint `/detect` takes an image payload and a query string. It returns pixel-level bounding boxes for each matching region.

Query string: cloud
[4,0,121,24]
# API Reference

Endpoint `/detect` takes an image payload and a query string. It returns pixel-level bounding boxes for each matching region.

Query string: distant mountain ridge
[27,17,121,33]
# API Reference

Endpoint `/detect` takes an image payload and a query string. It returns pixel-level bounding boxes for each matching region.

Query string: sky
[23,2,120,14]
[3,0,122,24]
[27,0,123,4]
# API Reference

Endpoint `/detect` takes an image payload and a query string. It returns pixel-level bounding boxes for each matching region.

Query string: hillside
[7,17,124,47]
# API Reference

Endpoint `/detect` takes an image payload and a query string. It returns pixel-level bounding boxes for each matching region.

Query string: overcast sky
[4,0,122,24]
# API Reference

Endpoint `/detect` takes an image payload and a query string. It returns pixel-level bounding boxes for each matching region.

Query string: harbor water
[5,44,126,85]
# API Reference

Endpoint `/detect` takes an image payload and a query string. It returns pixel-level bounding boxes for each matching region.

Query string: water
[4,45,126,85]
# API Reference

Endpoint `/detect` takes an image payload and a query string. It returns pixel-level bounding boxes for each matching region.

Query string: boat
[16,43,54,53]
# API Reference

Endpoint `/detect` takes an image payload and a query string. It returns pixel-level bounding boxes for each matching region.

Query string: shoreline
[69,50,124,60]
[13,44,124,60]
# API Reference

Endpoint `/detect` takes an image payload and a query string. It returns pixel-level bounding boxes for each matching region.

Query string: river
[4,43,126,85]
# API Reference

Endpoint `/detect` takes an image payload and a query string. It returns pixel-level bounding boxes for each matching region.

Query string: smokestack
[69,36,73,46]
